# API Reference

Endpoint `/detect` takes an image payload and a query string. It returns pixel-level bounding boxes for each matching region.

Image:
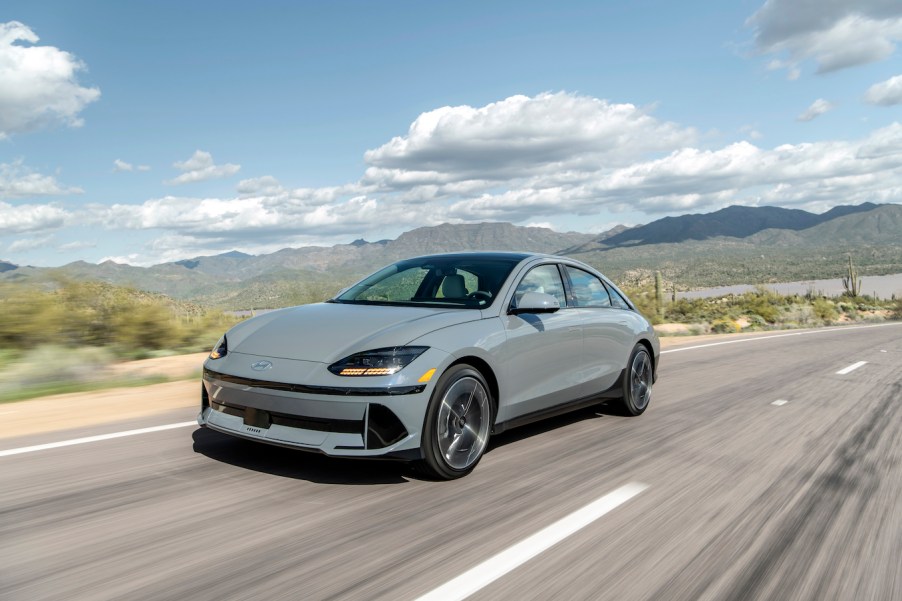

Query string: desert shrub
[711,319,740,334]
[812,298,838,322]
[0,280,242,356]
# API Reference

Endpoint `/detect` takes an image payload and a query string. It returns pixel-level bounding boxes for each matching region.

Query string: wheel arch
[636,337,657,382]
[447,355,500,421]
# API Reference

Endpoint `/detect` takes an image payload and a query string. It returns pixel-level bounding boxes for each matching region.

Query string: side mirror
[510,292,561,315]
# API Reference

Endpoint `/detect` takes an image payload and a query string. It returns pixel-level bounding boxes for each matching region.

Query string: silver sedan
[198,252,659,479]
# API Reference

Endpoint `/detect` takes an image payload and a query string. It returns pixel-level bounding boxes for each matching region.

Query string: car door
[496,263,586,421]
[562,265,636,394]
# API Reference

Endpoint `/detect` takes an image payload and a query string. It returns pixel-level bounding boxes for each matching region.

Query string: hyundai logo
[251,360,273,371]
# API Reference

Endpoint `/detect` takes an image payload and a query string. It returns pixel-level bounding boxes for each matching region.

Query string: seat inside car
[441,274,468,298]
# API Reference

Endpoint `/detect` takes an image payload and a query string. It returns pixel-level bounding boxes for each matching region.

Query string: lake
[678,272,902,300]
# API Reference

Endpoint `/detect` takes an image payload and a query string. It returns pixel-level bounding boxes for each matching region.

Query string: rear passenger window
[604,282,631,310]
[564,266,611,308]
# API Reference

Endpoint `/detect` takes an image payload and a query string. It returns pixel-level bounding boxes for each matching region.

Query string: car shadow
[191,428,413,485]
[487,400,627,451]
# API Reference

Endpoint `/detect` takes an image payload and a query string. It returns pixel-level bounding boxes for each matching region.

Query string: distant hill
[3,204,901,307]
[596,202,881,247]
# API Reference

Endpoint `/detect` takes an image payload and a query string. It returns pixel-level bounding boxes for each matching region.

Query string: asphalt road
[2,324,901,600]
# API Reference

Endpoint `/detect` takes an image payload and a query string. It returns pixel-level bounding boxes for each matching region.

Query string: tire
[417,364,493,480]
[618,344,653,416]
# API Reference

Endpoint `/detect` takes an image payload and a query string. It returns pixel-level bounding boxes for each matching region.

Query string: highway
[2,323,900,600]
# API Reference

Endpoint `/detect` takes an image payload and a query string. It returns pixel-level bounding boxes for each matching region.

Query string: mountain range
[3,203,901,308]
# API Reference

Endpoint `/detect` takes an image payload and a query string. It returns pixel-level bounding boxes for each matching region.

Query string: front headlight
[209,335,228,360]
[328,346,428,376]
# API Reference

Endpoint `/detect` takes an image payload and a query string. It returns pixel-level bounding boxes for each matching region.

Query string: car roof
[410,251,552,262]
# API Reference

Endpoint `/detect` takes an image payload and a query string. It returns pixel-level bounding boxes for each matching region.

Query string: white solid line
[771,400,788,406]
[836,361,868,375]
[414,482,648,601]
[0,421,196,458]
[661,322,902,355]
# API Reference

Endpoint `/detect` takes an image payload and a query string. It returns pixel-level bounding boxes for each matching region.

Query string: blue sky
[1,0,901,266]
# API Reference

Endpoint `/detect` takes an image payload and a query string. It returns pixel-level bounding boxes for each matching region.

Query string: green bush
[0,280,242,357]
[812,298,838,322]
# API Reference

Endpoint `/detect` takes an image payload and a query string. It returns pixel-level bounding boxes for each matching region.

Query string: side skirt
[492,369,625,435]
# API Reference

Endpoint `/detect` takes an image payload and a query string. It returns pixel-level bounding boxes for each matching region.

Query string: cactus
[654,271,664,317]
[841,255,861,297]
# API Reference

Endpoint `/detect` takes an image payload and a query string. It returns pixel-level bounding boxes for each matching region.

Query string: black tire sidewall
[420,364,492,480]
[621,345,651,416]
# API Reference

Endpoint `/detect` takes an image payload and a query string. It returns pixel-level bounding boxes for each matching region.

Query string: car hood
[227,302,480,363]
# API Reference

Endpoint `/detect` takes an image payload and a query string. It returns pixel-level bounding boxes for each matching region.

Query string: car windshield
[331,256,522,309]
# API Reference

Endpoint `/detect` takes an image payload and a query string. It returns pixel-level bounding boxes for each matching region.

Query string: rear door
[562,265,635,394]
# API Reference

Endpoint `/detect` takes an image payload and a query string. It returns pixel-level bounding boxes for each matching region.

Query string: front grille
[210,400,363,434]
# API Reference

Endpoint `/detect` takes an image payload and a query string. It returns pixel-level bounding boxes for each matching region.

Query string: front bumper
[197,351,448,459]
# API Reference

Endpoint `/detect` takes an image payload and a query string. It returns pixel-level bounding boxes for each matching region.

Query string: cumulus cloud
[363,92,696,186]
[865,74,902,105]
[0,160,83,199]
[747,0,902,76]
[113,159,150,172]
[0,21,100,138]
[0,201,69,234]
[55,91,902,264]
[797,98,835,121]
[165,150,240,185]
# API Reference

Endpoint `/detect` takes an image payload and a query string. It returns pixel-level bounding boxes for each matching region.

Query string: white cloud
[0,160,83,199]
[113,159,150,172]
[0,21,100,138]
[165,150,240,185]
[747,1,902,76]
[865,74,902,105]
[0,201,69,234]
[740,125,763,140]
[58,240,96,252]
[797,98,835,121]
[59,92,902,264]
[363,92,696,185]
[7,235,53,252]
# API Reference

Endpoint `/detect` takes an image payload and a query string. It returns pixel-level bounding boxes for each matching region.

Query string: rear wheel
[618,344,653,416]
[418,365,492,480]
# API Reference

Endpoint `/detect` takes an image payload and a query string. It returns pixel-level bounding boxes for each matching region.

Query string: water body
[679,273,902,300]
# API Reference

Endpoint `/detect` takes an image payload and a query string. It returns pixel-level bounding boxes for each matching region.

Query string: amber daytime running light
[328,346,428,377]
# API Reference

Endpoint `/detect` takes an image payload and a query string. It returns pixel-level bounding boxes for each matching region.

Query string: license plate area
[243,407,272,429]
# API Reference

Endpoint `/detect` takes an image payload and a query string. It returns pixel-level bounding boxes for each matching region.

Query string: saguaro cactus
[841,255,861,297]
[654,271,664,317]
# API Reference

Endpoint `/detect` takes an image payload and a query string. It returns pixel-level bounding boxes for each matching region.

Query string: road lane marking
[771,400,788,406]
[414,482,648,601]
[836,361,867,375]
[0,421,196,458]
[661,322,902,355]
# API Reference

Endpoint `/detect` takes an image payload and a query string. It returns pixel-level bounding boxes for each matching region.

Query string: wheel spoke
[435,375,491,471]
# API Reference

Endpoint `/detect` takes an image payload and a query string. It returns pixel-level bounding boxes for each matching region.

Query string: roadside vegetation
[0,279,241,402]
[623,282,900,335]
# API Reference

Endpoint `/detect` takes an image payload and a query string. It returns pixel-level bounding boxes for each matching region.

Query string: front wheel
[618,344,653,416]
[418,365,493,480]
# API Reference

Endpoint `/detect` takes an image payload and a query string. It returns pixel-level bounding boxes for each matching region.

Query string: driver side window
[513,264,567,308]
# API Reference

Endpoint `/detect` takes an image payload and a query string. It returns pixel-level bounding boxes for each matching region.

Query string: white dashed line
[771,400,789,406]
[836,361,868,375]
[415,482,648,601]
[0,422,196,458]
